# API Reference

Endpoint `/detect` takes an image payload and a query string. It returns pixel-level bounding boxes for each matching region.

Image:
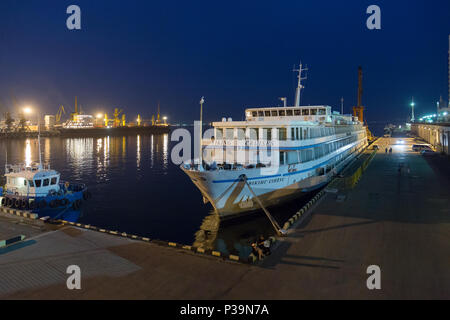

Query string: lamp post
[199,97,205,168]
[23,107,32,115]
[96,113,103,127]
[410,98,415,122]
[22,106,33,131]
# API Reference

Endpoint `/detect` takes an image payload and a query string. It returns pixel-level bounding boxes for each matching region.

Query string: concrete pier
[1,137,449,299]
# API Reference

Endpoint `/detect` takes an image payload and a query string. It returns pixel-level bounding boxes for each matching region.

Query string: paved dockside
[1,137,449,299]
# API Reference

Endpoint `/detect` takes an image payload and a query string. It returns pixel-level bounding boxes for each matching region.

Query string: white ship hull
[182,135,367,218]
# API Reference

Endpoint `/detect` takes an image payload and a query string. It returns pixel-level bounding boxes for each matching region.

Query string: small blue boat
[1,127,90,220]
[0,162,91,219]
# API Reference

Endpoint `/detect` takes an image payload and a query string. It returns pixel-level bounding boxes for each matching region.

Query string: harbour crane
[113,108,123,127]
[137,114,141,126]
[104,113,109,127]
[56,105,66,124]
[352,66,364,123]
[70,96,79,121]
[352,66,374,141]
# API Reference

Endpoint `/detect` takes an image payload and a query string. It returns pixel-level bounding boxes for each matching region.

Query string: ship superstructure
[181,64,368,217]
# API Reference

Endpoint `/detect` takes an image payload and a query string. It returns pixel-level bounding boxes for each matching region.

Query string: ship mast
[199,96,205,169]
[38,113,42,169]
[293,62,308,107]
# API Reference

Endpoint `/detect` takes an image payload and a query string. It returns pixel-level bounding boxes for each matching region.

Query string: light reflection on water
[0,132,309,256]
[25,139,32,167]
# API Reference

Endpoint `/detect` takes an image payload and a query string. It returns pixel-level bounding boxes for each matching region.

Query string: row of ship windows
[279,135,362,165]
[7,177,59,188]
[210,134,365,166]
[215,127,337,141]
[248,108,328,118]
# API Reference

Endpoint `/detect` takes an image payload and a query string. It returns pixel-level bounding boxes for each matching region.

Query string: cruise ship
[182,64,368,218]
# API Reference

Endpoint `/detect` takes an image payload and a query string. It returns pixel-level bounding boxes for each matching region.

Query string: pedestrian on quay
[257,235,271,256]
[251,242,264,261]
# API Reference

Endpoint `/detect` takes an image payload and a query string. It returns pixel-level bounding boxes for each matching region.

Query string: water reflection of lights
[163,134,168,168]
[96,138,102,153]
[137,135,141,168]
[44,138,51,163]
[25,139,32,167]
[65,138,94,177]
[104,136,110,164]
[150,134,154,168]
[123,136,126,159]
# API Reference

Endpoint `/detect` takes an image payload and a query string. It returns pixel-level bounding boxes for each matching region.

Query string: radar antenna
[293,62,308,107]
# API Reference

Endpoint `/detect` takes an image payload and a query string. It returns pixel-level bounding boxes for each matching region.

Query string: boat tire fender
[20,199,28,209]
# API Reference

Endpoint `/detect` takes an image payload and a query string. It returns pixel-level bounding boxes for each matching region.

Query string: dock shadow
[260,240,342,270]
[299,220,378,235]
[0,240,37,255]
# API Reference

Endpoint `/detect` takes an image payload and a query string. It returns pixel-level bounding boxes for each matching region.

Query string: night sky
[0,0,449,124]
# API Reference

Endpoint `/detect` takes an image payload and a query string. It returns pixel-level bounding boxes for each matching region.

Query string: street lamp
[410,98,415,122]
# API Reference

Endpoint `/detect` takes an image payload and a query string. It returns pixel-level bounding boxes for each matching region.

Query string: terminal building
[411,35,450,155]
[411,123,450,155]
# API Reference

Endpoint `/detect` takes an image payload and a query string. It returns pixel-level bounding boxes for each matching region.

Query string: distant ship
[181,64,368,218]
[58,125,170,137]
[56,101,171,136]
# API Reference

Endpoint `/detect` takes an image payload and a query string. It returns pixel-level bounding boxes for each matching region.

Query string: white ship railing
[5,163,51,174]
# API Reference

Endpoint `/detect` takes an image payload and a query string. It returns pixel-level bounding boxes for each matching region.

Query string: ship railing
[202,139,280,148]
[5,163,51,174]
[183,161,271,172]
[4,182,86,198]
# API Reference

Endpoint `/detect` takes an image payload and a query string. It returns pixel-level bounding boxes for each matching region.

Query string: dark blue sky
[0,0,449,123]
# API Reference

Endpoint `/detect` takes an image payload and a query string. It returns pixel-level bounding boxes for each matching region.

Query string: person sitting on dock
[389,147,393,154]
[385,147,388,153]
[251,242,264,260]
[257,235,271,256]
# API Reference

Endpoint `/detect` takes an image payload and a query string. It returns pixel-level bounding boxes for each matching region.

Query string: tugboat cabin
[4,163,61,197]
